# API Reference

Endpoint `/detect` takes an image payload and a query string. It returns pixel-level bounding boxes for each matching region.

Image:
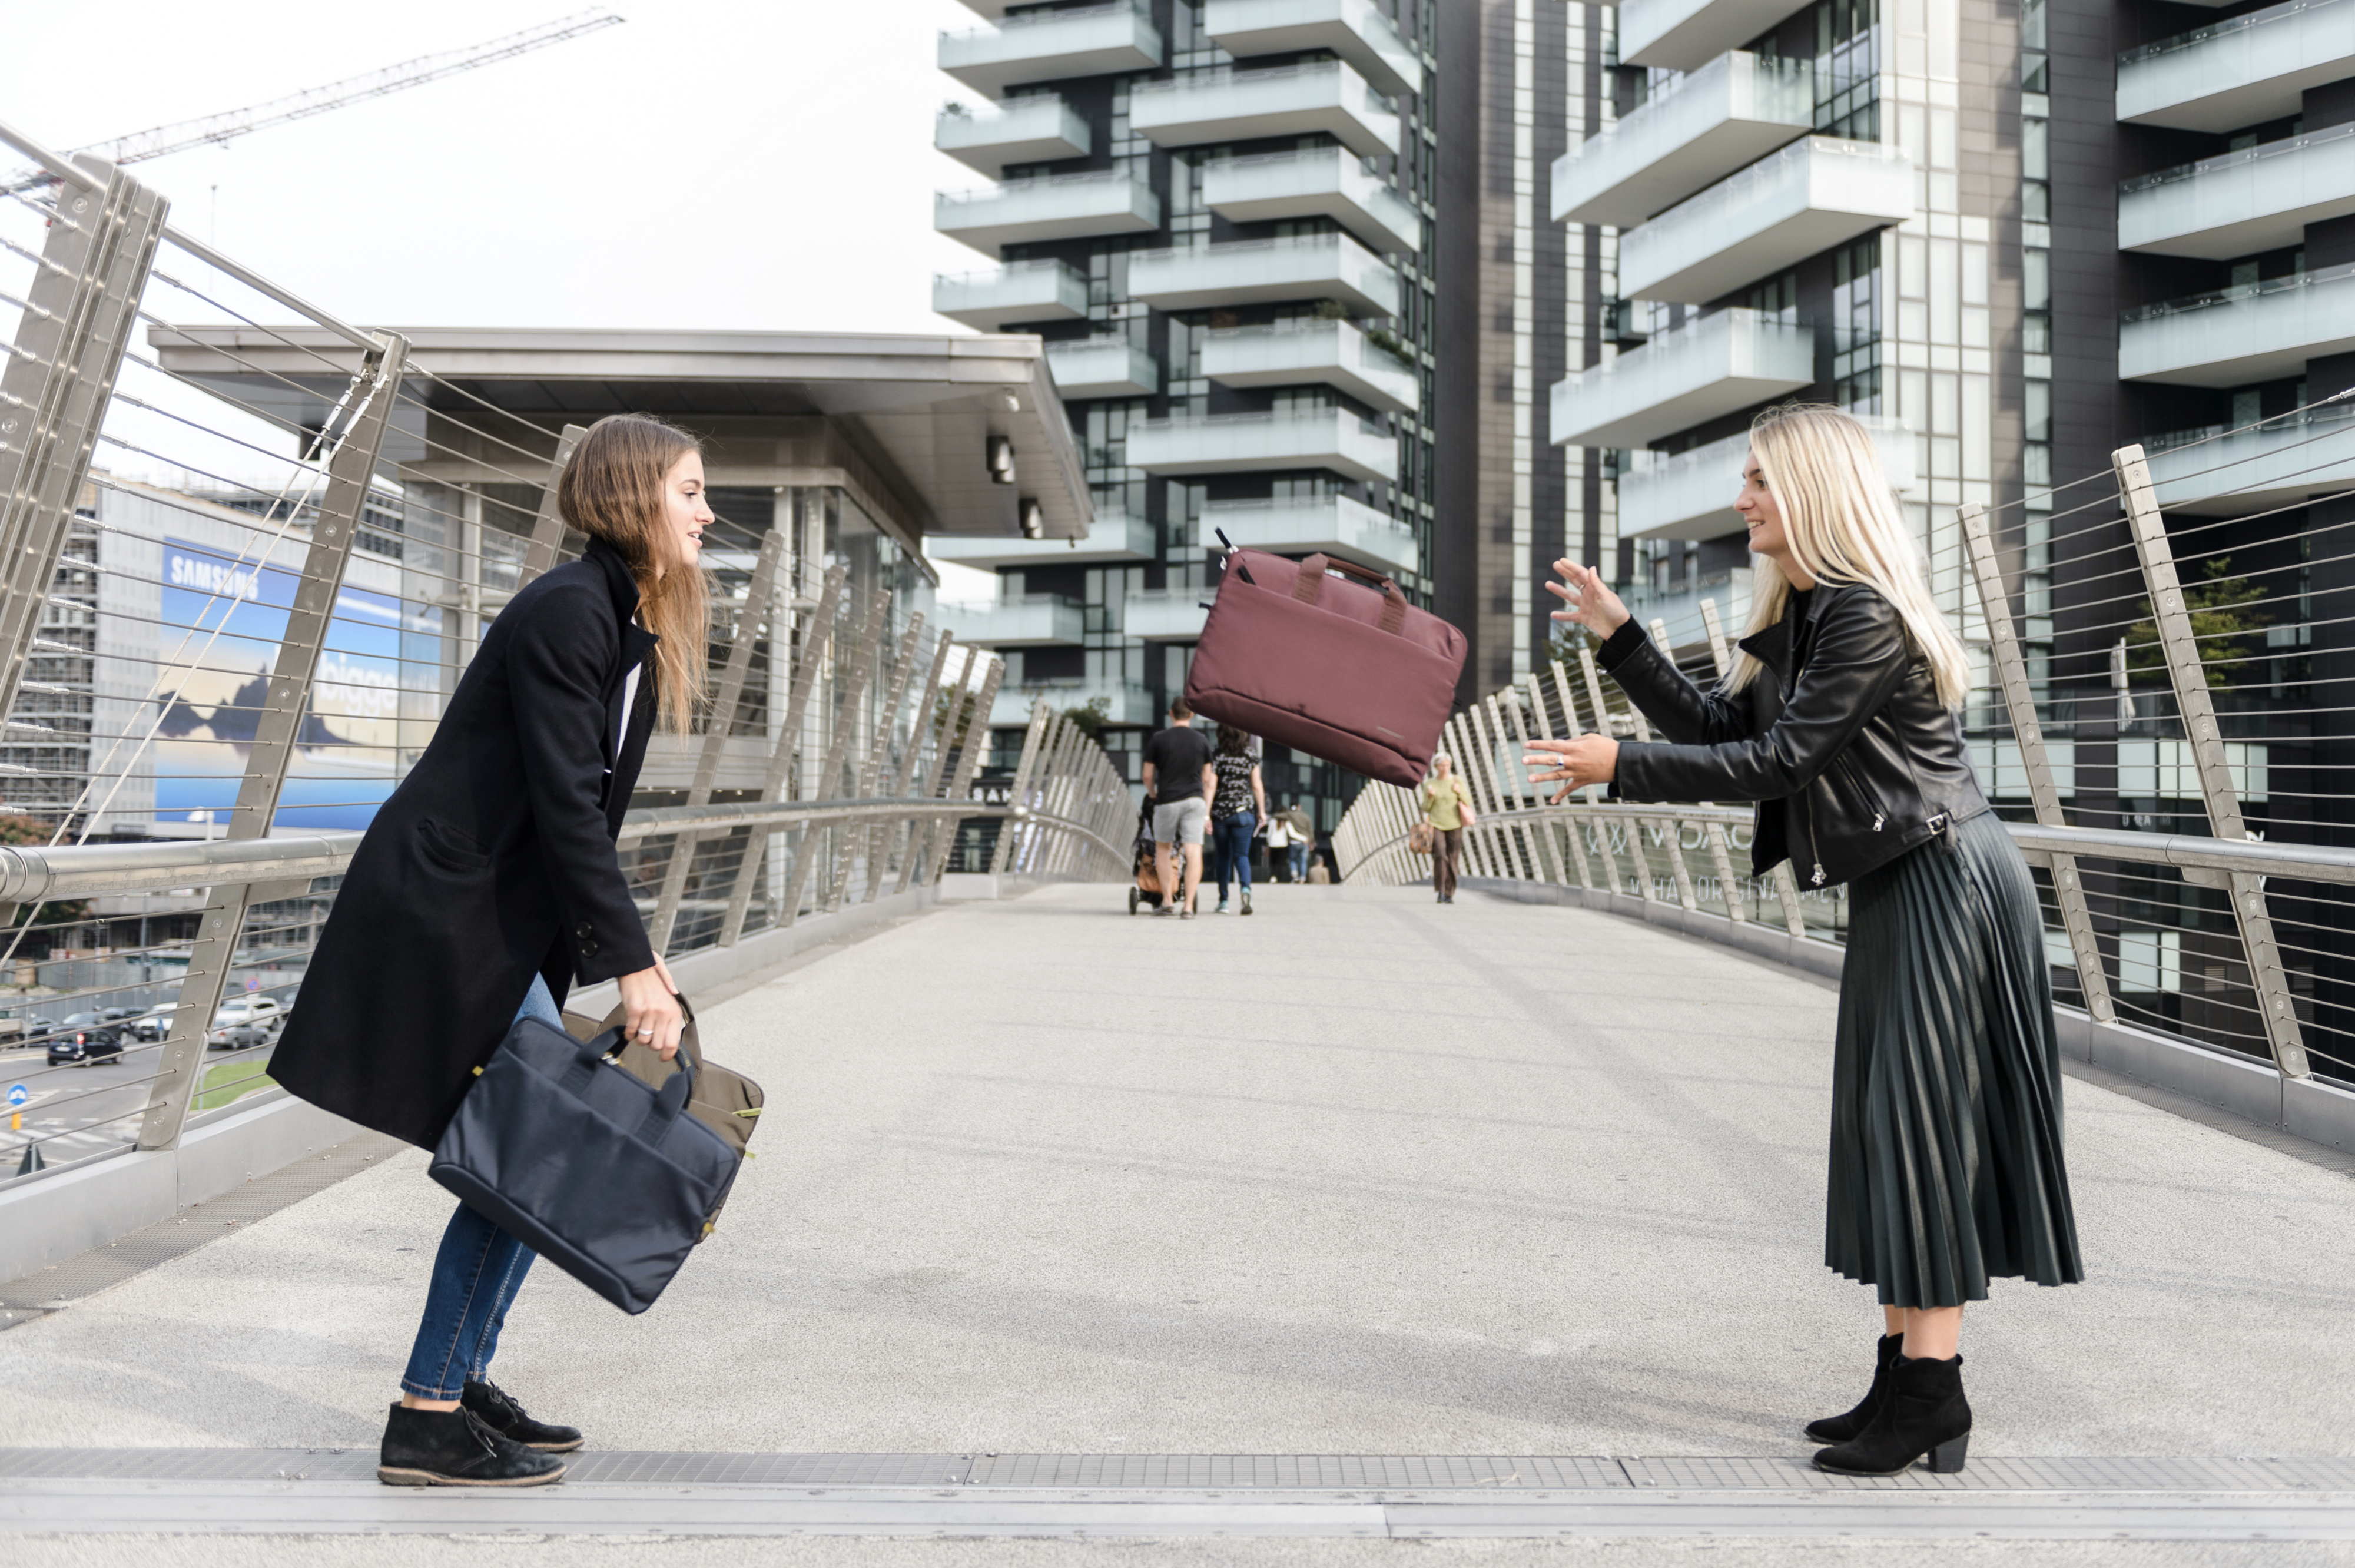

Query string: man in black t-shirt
[1139,698,1216,917]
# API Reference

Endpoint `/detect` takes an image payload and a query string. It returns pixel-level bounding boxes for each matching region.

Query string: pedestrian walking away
[1525,403,2082,1479]
[1264,805,1294,882]
[1279,800,1314,884]
[270,413,709,1488]
[1140,698,1216,917]
[1208,724,1268,914]
[1418,754,1475,903]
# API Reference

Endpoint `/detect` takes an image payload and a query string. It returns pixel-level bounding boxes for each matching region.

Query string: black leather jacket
[1598,581,1988,889]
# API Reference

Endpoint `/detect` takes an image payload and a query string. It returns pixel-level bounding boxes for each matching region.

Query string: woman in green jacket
[1418,754,1476,904]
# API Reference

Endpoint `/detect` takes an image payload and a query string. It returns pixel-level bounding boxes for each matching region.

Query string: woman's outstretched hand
[1547,558,1631,640]
[1523,734,1620,803]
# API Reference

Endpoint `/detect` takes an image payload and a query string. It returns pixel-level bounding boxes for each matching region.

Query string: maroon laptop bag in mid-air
[1182,546,1468,789]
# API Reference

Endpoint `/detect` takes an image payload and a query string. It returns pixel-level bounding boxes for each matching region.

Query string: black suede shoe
[1805,1332,1904,1443]
[378,1403,566,1487]
[1814,1354,1971,1476]
[463,1378,583,1452]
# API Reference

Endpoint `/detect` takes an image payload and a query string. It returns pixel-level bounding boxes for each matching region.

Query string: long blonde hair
[556,413,710,734]
[1729,405,1971,708]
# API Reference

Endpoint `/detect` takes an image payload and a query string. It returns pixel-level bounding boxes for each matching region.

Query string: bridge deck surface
[2,883,2351,1558]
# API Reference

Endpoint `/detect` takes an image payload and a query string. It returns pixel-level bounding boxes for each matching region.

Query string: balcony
[1204,148,1422,255]
[1618,138,1914,304]
[1201,320,1419,414]
[1202,0,1424,96]
[931,260,1092,330]
[1551,54,1815,227]
[933,594,1086,649]
[1122,589,1210,642]
[1195,493,1419,575]
[2118,0,2355,131]
[2118,124,2355,259]
[1128,408,1398,484]
[1618,0,1818,70]
[2146,408,2355,515]
[1130,62,1400,160]
[2119,261,2355,386]
[935,170,1160,258]
[926,509,1157,570]
[939,4,1164,97]
[1549,309,1814,450]
[1617,419,1915,541]
[1621,568,1754,646]
[934,97,1091,178]
[1045,336,1160,399]
[992,677,1157,729]
[1127,233,1399,316]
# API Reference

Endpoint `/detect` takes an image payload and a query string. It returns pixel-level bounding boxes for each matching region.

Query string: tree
[1058,695,1113,741]
[2122,556,2270,691]
[0,814,90,959]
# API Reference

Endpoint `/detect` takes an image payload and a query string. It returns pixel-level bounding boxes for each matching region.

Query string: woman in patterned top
[1209,724,1268,915]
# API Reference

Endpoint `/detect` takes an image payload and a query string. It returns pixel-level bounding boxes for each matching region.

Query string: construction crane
[4,9,625,195]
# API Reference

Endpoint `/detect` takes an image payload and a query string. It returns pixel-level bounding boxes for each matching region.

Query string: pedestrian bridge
[5,879,2353,1552]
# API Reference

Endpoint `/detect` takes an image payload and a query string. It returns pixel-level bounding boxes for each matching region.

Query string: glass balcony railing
[992,677,1158,729]
[2119,260,2355,384]
[1200,319,1419,414]
[1203,147,1422,255]
[935,169,1161,258]
[1121,588,1210,642]
[2118,0,2355,132]
[1203,0,1424,96]
[1127,232,1399,316]
[1043,336,1161,399]
[1618,137,1914,304]
[2119,122,2355,259]
[2145,405,2355,513]
[1551,52,1814,227]
[1621,567,1755,645]
[934,97,1092,178]
[1549,308,1815,450]
[926,509,1157,570]
[1618,0,1820,71]
[1128,408,1399,484]
[1130,61,1400,160]
[931,260,1092,330]
[932,594,1087,648]
[1195,493,1419,576]
[939,2,1165,97]
[1616,417,1915,541]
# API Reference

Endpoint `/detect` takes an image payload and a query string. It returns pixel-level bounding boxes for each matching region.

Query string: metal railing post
[718,565,845,946]
[900,644,977,896]
[1551,659,1620,894]
[1648,617,1736,919]
[514,423,586,589]
[778,590,890,925]
[990,700,1053,876]
[1961,503,2113,1023]
[1466,701,1533,880]
[2115,445,2308,1078]
[139,336,407,1151]
[0,157,167,724]
[1580,648,1657,900]
[930,657,1005,883]
[1520,671,1587,889]
[1699,597,1804,937]
[649,528,785,952]
[877,630,957,897]
[828,609,927,910]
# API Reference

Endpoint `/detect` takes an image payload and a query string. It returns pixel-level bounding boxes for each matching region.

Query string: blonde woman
[1524,405,2081,1477]
[1418,752,1475,904]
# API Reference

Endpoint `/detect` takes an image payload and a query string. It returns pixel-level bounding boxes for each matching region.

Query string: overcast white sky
[4,1,993,333]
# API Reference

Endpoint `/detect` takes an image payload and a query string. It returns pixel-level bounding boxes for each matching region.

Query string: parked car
[47,1012,125,1068]
[207,997,285,1053]
[126,1005,178,1043]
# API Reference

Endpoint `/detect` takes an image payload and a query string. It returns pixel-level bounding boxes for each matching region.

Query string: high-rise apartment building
[926,0,1442,827]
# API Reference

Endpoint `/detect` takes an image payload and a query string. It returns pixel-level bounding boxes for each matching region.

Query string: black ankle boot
[378,1403,568,1487]
[463,1378,583,1453]
[1805,1332,1904,1442]
[1813,1354,1972,1476]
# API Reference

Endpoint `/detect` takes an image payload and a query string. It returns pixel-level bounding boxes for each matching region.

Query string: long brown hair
[556,413,709,734]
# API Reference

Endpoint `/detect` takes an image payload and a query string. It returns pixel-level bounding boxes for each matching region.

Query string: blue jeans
[1288,843,1310,882]
[399,973,561,1400]
[1213,811,1256,900]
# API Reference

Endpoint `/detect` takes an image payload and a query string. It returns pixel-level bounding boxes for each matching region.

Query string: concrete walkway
[2,883,2353,1556]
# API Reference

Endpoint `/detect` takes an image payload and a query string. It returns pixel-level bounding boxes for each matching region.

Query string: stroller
[1127,801,1179,915]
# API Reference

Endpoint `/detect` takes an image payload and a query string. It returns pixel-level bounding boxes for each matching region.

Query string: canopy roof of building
[147,327,1094,568]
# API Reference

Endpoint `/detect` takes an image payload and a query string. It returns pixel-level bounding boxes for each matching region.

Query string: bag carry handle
[1290,552,1408,635]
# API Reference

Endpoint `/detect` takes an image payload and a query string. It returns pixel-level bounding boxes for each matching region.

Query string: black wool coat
[271,538,661,1149]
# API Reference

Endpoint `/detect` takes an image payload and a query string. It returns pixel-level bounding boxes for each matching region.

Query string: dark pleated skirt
[1823,811,2085,1308]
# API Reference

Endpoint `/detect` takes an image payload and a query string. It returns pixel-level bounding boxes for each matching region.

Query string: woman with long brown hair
[1524,405,2082,1476]
[273,412,711,1487]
